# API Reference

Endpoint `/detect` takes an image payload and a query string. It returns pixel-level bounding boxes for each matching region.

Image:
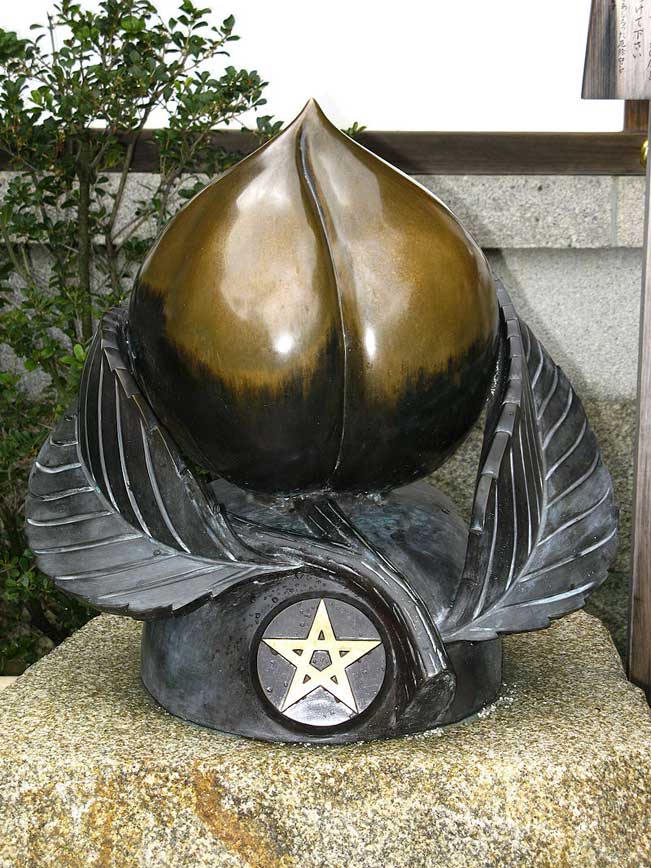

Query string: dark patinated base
[141,592,501,743]
[141,481,503,743]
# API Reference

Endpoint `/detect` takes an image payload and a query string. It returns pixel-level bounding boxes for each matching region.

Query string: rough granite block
[414,176,614,249]
[586,399,636,578]
[487,248,642,402]
[1,612,651,867]
[615,176,645,248]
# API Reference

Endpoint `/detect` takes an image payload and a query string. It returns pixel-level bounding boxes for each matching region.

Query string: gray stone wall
[417,175,645,249]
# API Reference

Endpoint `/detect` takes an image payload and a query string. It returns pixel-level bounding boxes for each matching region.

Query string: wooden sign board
[583,0,651,99]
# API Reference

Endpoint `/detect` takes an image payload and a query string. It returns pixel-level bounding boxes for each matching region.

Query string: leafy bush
[0,0,279,673]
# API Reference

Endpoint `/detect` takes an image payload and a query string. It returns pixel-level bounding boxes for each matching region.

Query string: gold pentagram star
[263,599,381,713]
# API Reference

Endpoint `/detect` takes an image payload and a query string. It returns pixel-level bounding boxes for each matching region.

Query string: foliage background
[0,0,282,674]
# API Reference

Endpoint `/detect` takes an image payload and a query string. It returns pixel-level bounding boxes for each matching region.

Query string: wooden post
[629,109,651,696]
[583,0,651,697]
[624,100,649,130]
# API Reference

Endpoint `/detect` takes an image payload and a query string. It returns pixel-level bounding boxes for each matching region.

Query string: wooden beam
[356,131,645,176]
[0,130,646,176]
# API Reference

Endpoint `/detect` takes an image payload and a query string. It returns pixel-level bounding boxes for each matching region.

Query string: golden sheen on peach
[128,100,498,494]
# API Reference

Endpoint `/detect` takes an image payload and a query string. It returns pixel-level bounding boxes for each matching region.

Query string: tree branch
[76,139,93,341]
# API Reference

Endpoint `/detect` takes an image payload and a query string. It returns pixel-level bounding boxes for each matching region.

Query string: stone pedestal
[1,611,651,867]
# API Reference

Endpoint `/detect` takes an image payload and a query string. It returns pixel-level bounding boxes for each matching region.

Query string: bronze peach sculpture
[26,102,617,742]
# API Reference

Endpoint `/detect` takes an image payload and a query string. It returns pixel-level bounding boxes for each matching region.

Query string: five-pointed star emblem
[262,599,381,713]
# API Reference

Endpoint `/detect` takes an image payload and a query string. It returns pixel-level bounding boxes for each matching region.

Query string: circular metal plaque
[256,597,386,727]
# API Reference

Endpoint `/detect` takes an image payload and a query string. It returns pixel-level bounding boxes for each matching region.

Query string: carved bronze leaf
[441,284,618,642]
[26,309,294,618]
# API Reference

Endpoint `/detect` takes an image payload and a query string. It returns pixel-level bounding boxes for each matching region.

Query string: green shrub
[0,0,279,673]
